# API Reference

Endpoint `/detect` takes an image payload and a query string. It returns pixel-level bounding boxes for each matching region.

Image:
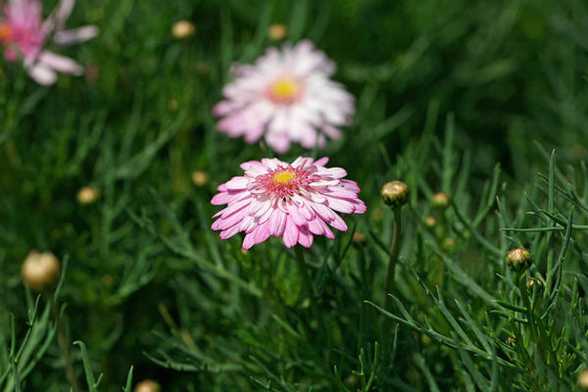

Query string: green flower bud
[431,192,450,209]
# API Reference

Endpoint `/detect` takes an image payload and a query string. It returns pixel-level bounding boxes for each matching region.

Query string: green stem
[384,209,402,310]
[295,247,313,299]
[51,300,80,392]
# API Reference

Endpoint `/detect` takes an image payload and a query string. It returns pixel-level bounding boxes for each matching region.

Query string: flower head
[1,0,98,85]
[213,40,355,153]
[21,250,60,290]
[211,157,366,250]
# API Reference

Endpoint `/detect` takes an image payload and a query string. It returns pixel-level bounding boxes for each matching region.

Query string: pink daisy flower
[211,156,366,250]
[213,40,355,153]
[0,0,98,85]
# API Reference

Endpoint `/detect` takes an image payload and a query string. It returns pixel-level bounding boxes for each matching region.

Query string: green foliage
[2,0,588,390]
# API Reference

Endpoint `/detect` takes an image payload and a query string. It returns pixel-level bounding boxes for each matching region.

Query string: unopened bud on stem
[506,247,531,271]
[77,186,99,205]
[135,380,161,392]
[268,24,287,41]
[21,251,60,291]
[381,181,409,208]
[172,20,195,39]
[431,192,450,209]
[578,369,588,390]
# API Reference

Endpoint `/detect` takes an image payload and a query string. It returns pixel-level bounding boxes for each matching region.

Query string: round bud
[168,98,179,112]
[370,207,384,222]
[380,181,409,208]
[526,277,543,290]
[506,247,531,271]
[431,192,450,209]
[421,334,432,346]
[77,186,99,205]
[579,369,588,390]
[344,374,359,387]
[442,238,456,252]
[191,170,208,187]
[506,336,516,346]
[172,20,195,39]
[352,231,367,246]
[21,251,60,291]
[135,380,161,392]
[424,215,436,228]
[268,24,287,41]
[84,64,100,84]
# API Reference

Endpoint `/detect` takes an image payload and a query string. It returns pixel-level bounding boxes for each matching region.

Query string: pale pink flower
[211,157,366,250]
[0,0,98,85]
[213,40,355,153]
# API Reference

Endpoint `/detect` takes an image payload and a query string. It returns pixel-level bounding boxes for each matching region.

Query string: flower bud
[424,215,436,228]
[344,374,359,387]
[168,98,179,112]
[526,277,543,290]
[431,192,450,209]
[84,64,100,84]
[21,251,60,291]
[268,24,287,41]
[442,237,456,252]
[172,20,195,39]
[77,186,99,205]
[579,369,588,390]
[506,336,516,346]
[191,170,208,187]
[352,231,367,246]
[506,247,531,271]
[381,181,409,208]
[135,380,161,392]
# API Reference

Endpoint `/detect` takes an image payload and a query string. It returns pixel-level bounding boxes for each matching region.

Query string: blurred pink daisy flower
[0,0,98,85]
[211,156,366,250]
[213,40,355,153]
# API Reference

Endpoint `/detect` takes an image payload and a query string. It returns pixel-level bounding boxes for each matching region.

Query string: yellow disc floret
[273,170,296,185]
[268,77,300,104]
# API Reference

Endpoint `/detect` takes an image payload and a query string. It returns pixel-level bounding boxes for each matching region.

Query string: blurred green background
[2,0,588,390]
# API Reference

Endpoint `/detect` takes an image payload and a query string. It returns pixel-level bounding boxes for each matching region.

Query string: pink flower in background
[0,0,98,85]
[211,157,366,250]
[213,40,355,153]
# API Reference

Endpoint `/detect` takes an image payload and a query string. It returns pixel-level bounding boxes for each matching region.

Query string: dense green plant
[2,0,588,390]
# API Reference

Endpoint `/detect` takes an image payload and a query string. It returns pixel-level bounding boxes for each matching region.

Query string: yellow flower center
[0,24,12,42]
[272,170,296,185]
[268,77,300,104]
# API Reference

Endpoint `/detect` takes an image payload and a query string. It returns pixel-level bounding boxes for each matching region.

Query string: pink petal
[224,176,250,190]
[220,225,242,240]
[220,197,251,218]
[298,228,314,248]
[282,216,299,248]
[329,213,348,232]
[242,231,257,250]
[324,197,355,214]
[288,203,308,226]
[307,218,324,235]
[54,26,98,45]
[38,51,82,74]
[211,192,231,205]
[314,157,329,166]
[27,63,57,86]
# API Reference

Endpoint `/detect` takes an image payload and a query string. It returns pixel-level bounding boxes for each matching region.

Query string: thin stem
[295,247,313,299]
[384,209,402,310]
[51,300,80,392]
